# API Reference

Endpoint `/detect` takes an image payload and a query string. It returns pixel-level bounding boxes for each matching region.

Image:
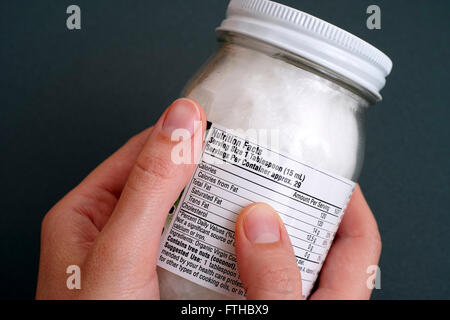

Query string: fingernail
[162,99,201,137]
[244,204,281,244]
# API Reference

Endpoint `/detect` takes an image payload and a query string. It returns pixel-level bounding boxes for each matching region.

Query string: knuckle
[127,153,178,192]
[370,220,383,253]
[41,211,56,234]
[40,210,64,244]
[135,153,177,181]
[372,234,382,253]
[253,263,301,296]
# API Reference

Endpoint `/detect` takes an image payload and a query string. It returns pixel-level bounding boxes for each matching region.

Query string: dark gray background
[0,0,448,299]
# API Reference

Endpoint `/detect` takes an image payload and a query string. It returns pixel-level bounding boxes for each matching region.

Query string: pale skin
[36,98,382,300]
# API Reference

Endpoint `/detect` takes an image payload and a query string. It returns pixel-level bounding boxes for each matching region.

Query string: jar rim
[216,0,392,101]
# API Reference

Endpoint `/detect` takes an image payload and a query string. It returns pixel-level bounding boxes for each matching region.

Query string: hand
[36,98,381,300]
[37,98,206,299]
[234,185,382,300]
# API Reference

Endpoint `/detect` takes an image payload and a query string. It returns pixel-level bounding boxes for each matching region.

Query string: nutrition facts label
[157,123,355,299]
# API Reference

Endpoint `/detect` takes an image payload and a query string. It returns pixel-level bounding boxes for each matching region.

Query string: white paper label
[157,122,355,299]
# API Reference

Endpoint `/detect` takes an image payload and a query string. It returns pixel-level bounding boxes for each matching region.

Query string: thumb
[81,98,206,298]
[235,203,302,300]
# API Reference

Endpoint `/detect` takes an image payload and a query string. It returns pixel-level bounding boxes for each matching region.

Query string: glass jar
[157,0,392,300]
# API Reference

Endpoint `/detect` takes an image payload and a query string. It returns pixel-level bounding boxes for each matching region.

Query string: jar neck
[217,31,376,105]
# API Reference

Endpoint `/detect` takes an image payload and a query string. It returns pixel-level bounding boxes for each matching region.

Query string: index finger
[309,185,382,300]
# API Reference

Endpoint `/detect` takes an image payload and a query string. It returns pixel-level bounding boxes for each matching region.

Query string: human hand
[234,185,382,300]
[36,98,381,300]
[36,98,206,299]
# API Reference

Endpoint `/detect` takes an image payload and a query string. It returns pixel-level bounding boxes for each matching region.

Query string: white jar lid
[216,0,393,101]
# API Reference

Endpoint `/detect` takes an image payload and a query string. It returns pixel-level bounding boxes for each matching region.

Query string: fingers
[310,185,382,300]
[37,127,153,299]
[235,203,302,300]
[82,98,206,298]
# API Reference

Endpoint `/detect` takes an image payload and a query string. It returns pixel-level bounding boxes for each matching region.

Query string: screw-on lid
[216,0,393,101]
